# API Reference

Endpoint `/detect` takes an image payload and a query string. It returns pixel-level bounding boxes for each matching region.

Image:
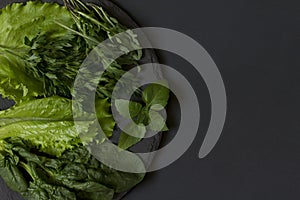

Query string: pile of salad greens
[0,0,169,199]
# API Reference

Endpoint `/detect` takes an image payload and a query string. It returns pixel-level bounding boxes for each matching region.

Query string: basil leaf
[115,99,143,119]
[142,82,170,108]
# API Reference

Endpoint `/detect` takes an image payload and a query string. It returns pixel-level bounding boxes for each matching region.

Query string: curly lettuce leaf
[0,96,115,156]
[0,120,82,157]
[0,96,73,127]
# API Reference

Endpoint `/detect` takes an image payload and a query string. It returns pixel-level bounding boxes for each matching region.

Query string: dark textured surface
[0,96,14,111]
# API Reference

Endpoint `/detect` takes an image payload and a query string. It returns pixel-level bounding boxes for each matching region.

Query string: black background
[1,0,300,199]
[113,0,300,200]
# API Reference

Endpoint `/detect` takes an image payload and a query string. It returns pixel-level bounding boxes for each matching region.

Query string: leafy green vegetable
[0,151,28,193]
[22,0,142,99]
[0,96,115,156]
[0,96,73,127]
[0,1,73,48]
[22,178,77,200]
[0,121,81,157]
[0,0,170,199]
[0,139,144,200]
[118,122,146,150]
[95,98,116,137]
[117,83,170,149]
[142,82,170,109]
[115,99,143,119]
[0,54,45,103]
[24,31,87,98]
[0,1,74,101]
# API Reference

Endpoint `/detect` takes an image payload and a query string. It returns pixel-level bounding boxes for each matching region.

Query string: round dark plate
[0,0,163,199]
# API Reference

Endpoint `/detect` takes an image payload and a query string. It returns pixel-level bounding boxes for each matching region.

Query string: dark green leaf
[0,156,28,192]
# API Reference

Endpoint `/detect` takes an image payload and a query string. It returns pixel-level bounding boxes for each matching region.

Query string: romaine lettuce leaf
[0,96,73,127]
[0,120,81,157]
[0,96,115,156]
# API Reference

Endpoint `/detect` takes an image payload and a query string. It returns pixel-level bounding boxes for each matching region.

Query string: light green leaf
[0,121,82,157]
[0,96,73,127]
[0,1,73,48]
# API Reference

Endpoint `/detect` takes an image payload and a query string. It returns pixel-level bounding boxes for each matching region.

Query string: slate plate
[0,0,163,199]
